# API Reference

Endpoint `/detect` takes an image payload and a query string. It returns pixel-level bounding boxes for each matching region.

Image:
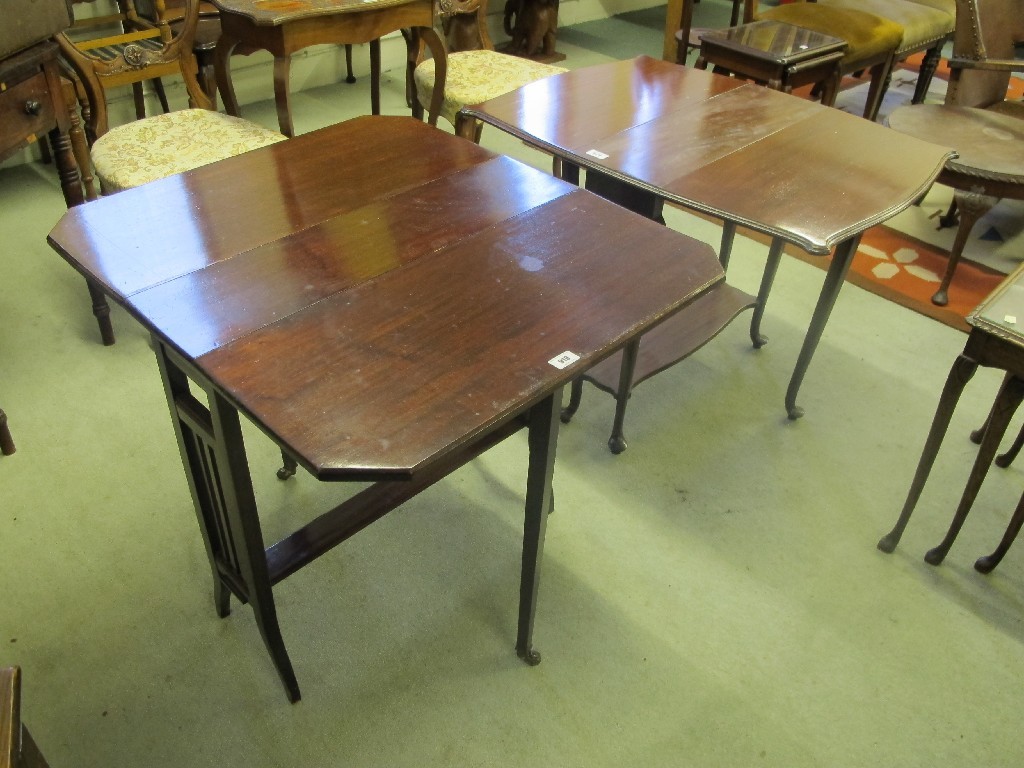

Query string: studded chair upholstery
[816,0,955,104]
[743,0,904,119]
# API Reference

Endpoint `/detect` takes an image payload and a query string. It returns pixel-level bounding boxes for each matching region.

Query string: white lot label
[548,351,581,369]
[586,149,609,160]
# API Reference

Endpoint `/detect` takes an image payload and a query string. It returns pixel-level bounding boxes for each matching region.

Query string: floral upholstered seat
[414,47,566,141]
[90,109,286,192]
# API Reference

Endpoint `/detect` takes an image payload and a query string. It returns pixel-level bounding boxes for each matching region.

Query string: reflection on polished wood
[47,115,725,701]
[463,56,952,429]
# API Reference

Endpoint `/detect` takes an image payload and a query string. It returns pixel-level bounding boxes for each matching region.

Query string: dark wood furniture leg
[748,237,786,349]
[516,390,560,665]
[86,279,116,346]
[153,333,562,700]
[912,44,943,104]
[975,485,1024,573]
[933,189,999,307]
[0,408,14,456]
[607,339,641,454]
[924,374,1024,564]
[784,234,861,420]
[970,393,1024,467]
[369,38,381,115]
[155,341,300,702]
[878,353,979,554]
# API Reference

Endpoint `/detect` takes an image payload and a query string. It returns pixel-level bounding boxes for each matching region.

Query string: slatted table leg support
[154,340,301,703]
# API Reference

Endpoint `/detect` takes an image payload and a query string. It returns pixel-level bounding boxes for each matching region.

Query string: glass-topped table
[880,262,1024,570]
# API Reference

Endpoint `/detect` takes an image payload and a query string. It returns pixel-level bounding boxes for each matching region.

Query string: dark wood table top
[48,115,724,480]
[462,56,954,255]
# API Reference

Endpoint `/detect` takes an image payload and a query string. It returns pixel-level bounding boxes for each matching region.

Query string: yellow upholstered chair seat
[756,4,904,66]
[414,49,566,137]
[91,109,286,192]
[819,0,954,55]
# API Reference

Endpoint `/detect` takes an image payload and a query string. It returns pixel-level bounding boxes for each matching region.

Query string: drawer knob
[24,100,42,116]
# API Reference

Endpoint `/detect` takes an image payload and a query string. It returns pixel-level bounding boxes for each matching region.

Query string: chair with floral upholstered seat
[56,0,285,343]
[412,0,567,141]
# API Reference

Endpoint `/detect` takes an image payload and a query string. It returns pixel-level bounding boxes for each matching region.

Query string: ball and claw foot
[559,409,574,424]
[923,546,947,566]
[931,288,949,307]
[276,464,296,480]
[787,404,804,421]
[752,332,769,349]
[517,646,542,666]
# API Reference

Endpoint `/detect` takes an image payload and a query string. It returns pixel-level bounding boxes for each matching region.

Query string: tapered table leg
[517,390,561,666]
[749,237,785,349]
[785,234,861,420]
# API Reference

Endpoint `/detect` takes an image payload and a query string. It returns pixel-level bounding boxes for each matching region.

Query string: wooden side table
[213,0,447,138]
[695,20,847,105]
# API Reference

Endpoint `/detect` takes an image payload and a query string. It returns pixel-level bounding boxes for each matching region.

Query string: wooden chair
[412,0,568,141]
[68,0,177,123]
[0,668,48,768]
[739,0,905,120]
[56,0,286,344]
